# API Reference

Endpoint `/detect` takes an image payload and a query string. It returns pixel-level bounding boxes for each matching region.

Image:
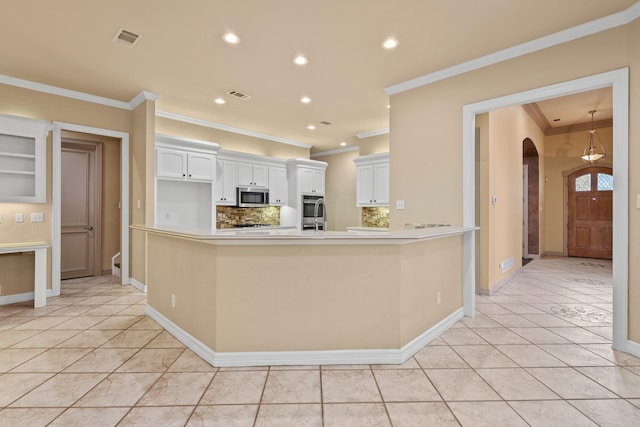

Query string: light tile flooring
[1,257,639,426]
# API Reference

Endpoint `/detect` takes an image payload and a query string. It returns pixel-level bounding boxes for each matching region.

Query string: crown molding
[356,128,389,139]
[155,110,312,149]
[521,103,551,132]
[311,146,360,158]
[545,118,613,136]
[0,73,159,111]
[130,91,160,108]
[385,1,640,95]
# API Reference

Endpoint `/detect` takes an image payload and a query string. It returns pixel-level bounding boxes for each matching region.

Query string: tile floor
[1,257,640,426]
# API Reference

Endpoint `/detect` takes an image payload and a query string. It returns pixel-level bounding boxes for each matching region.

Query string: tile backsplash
[362,206,389,228]
[216,206,280,228]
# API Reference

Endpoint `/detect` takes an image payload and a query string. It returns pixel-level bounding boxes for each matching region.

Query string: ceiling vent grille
[320,121,332,125]
[112,27,142,47]
[226,90,252,100]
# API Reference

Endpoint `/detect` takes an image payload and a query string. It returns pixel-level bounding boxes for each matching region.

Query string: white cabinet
[0,115,52,203]
[354,153,389,206]
[155,134,220,230]
[156,148,214,182]
[215,160,238,205]
[300,168,325,194]
[238,162,267,187]
[269,167,288,205]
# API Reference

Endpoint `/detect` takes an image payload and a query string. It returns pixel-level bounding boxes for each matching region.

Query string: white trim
[311,146,360,158]
[146,304,463,367]
[624,339,640,359]
[0,242,49,307]
[52,122,130,295]
[480,267,522,296]
[129,278,147,293]
[130,91,160,109]
[155,110,312,149]
[0,73,158,111]
[462,68,629,351]
[356,128,389,139]
[0,289,53,306]
[386,2,640,95]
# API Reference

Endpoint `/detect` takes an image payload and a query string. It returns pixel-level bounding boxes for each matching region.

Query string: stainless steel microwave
[236,186,269,207]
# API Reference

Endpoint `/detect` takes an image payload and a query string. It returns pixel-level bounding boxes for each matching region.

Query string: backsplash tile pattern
[362,207,389,228]
[216,206,280,228]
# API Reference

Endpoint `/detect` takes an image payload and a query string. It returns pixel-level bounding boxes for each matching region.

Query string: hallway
[0,257,639,426]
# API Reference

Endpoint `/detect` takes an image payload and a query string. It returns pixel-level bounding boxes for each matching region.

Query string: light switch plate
[396,200,405,210]
[15,213,24,223]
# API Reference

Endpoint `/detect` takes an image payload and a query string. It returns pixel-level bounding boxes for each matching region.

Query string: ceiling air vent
[320,121,332,125]
[226,90,252,100]
[112,27,142,47]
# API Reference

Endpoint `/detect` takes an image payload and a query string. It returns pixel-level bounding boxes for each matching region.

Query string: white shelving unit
[0,114,52,203]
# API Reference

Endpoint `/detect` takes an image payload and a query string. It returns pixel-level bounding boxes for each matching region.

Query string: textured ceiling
[0,1,634,152]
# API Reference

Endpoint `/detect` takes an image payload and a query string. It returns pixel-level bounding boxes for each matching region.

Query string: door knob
[85,226,94,231]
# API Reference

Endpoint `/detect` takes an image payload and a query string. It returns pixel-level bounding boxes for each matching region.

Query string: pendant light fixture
[581,110,606,163]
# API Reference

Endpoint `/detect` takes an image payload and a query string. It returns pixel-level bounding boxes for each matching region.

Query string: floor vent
[226,90,252,100]
[499,256,515,273]
[112,27,142,47]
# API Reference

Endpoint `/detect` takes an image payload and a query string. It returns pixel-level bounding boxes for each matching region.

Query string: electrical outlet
[171,294,176,308]
[0,211,3,223]
[31,212,44,223]
[15,213,24,223]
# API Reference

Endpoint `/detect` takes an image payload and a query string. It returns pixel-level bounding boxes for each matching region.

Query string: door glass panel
[575,174,591,192]
[597,173,613,191]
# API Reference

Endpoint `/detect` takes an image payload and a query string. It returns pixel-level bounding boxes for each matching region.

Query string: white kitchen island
[131,224,477,366]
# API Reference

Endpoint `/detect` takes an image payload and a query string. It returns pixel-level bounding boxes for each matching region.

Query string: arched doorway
[522,138,539,259]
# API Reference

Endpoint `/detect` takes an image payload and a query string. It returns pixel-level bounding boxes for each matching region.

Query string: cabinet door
[252,164,268,187]
[356,165,374,206]
[237,162,254,186]
[269,167,287,205]
[187,153,214,181]
[300,168,314,193]
[216,160,238,204]
[311,170,325,194]
[373,163,389,204]
[157,148,187,179]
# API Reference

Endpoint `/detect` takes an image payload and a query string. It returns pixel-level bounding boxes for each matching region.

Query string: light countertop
[131,224,478,245]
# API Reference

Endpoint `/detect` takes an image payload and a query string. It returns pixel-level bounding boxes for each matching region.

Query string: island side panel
[399,236,464,346]
[215,244,402,352]
[146,233,218,351]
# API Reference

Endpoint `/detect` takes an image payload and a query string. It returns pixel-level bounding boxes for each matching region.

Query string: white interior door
[61,142,100,279]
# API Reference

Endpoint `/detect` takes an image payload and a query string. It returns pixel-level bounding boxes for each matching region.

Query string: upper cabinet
[268,167,288,205]
[0,114,52,203]
[354,153,389,206]
[300,168,325,194]
[215,159,238,205]
[238,162,268,187]
[156,148,215,182]
[287,158,328,199]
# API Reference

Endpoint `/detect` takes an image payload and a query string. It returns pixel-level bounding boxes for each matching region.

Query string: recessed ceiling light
[293,55,308,65]
[214,97,226,105]
[300,96,311,104]
[222,32,240,44]
[340,142,347,146]
[307,125,316,130]
[382,37,399,49]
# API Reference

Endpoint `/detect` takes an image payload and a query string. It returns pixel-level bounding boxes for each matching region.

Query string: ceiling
[0,1,634,152]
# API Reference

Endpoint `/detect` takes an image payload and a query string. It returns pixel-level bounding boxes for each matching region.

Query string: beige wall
[359,134,390,156]
[0,84,133,295]
[543,127,613,254]
[156,117,309,159]
[390,23,638,339]
[314,150,360,231]
[484,106,545,291]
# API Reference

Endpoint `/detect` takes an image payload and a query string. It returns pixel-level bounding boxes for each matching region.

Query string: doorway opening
[522,138,540,264]
[462,68,629,352]
[52,123,130,295]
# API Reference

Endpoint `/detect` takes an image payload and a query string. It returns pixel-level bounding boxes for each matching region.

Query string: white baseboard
[624,339,640,358]
[145,304,464,367]
[0,289,54,306]
[480,267,522,296]
[129,278,147,293]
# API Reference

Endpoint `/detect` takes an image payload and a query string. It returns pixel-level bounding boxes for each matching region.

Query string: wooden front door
[61,141,101,279]
[567,166,613,259]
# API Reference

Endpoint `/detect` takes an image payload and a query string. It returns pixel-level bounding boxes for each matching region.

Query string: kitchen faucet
[313,198,325,231]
